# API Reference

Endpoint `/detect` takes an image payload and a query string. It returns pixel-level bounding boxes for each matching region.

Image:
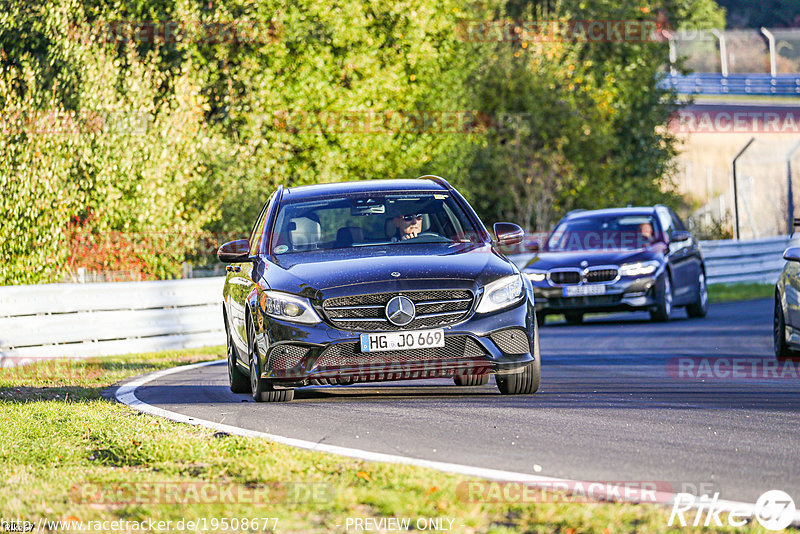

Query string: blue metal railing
[661,73,800,96]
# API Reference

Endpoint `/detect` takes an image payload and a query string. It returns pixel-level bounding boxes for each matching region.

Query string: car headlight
[524,270,547,282]
[476,274,525,314]
[619,260,659,277]
[260,291,322,324]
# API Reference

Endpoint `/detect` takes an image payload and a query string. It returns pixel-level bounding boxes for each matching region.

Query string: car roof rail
[418,174,452,190]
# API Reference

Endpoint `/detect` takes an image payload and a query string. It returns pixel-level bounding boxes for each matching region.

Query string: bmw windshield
[269,192,480,254]
[546,214,659,251]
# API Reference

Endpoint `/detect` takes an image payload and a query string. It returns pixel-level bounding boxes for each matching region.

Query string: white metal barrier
[0,277,226,367]
[509,235,800,285]
[699,236,799,284]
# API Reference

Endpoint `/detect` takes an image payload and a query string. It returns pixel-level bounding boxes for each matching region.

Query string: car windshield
[546,214,659,251]
[269,192,480,254]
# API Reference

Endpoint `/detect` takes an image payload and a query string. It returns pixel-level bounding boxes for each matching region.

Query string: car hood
[523,246,665,271]
[261,242,518,300]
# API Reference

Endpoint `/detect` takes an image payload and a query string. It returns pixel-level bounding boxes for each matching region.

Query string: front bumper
[531,275,659,315]
[254,298,536,387]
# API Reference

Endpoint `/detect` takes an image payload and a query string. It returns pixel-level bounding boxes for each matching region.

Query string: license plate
[563,285,606,297]
[360,329,445,353]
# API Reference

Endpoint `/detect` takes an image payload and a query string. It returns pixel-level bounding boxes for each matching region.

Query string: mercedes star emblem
[385,295,415,326]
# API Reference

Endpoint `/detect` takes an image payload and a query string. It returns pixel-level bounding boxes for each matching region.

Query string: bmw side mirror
[670,230,691,243]
[493,222,524,247]
[218,239,251,263]
[525,238,540,253]
[784,247,800,262]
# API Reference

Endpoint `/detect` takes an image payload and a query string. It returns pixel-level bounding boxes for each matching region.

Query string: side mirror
[493,222,524,247]
[784,247,800,262]
[670,230,691,243]
[217,239,251,263]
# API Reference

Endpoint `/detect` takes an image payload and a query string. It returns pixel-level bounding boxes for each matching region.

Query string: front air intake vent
[490,329,530,354]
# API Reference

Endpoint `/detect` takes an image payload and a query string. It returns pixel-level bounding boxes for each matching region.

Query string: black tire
[496,336,541,395]
[774,296,794,361]
[453,373,490,386]
[686,271,708,318]
[564,312,583,325]
[650,272,673,322]
[247,316,294,402]
[227,333,250,394]
[535,312,546,327]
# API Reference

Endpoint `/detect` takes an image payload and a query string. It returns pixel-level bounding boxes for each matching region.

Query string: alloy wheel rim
[664,277,672,315]
[248,322,258,393]
[699,273,707,308]
[228,341,235,382]
[775,300,783,353]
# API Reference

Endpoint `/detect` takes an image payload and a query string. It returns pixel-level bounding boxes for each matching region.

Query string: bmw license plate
[563,285,606,297]
[360,329,445,353]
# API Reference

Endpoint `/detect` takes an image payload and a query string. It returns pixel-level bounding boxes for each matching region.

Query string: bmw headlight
[619,260,659,277]
[260,291,322,324]
[524,270,547,282]
[476,274,525,314]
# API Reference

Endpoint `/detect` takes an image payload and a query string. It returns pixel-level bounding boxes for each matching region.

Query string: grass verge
[708,283,774,304]
[0,348,769,533]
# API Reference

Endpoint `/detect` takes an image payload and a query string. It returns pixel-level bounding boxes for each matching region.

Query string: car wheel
[453,373,489,386]
[650,273,672,322]
[496,338,540,395]
[564,312,583,325]
[227,333,250,394]
[535,312,546,327]
[247,316,294,402]
[686,271,708,318]
[774,297,794,361]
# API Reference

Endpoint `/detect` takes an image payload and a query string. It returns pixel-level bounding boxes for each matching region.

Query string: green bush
[0,2,216,283]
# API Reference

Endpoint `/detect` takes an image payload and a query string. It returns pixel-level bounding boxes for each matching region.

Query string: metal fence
[662,27,800,95]
[677,137,800,241]
[0,277,225,367]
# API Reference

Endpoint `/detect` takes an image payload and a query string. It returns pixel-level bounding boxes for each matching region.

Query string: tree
[440,0,726,230]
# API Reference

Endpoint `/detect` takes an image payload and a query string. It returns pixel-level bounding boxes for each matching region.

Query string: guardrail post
[761,28,777,78]
[711,29,729,77]
[664,30,677,76]
[732,137,756,240]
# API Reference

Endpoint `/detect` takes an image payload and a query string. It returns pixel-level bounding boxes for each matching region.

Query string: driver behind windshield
[391,212,424,241]
[638,222,654,245]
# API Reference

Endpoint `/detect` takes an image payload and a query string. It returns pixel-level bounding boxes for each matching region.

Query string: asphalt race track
[126,298,800,504]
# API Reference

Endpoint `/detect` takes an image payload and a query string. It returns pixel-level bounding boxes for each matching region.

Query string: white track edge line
[114,359,800,525]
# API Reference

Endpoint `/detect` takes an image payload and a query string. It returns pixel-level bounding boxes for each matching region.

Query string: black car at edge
[218,176,540,402]
[774,223,800,360]
[522,206,708,324]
